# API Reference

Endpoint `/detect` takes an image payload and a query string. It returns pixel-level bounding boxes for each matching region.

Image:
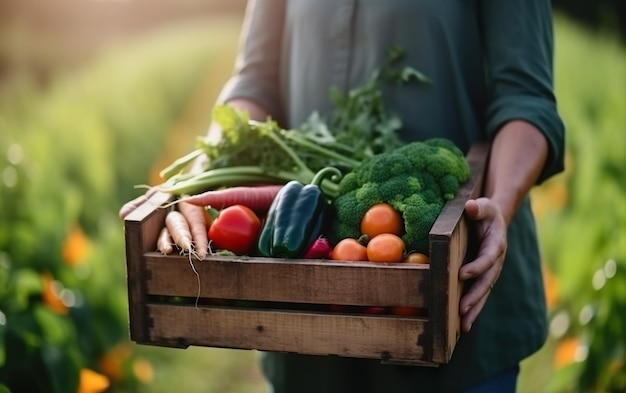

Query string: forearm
[485,120,548,226]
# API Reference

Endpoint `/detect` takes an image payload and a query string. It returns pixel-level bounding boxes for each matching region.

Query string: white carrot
[177,201,209,260]
[165,210,193,253]
[164,209,201,307]
[156,226,174,255]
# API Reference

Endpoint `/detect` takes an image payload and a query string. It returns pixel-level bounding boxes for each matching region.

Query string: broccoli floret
[377,175,422,203]
[338,172,359,194]
[391,193,443,254]
[439,173,461,201]
[354,150,414,185]
[332,189,370,229]
[329,138,470,253]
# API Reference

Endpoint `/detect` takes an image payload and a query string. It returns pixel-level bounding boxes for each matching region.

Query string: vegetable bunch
[153,46,427,199]
[329,138,471,254]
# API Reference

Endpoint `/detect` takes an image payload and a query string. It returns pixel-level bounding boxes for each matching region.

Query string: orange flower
[41,272,69,315]
[542,264,559,310]
[63,224,90,266]
[98,343,131,382]
[553,337,579,369]
[132,358,154,384]
[77,368,110,393]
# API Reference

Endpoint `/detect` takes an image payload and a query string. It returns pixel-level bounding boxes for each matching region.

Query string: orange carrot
[156,226,174,255]
[178,185,283,214]
[165,210,193,253]
[177,201,209,259]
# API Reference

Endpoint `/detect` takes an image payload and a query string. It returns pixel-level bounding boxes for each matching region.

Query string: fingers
[461,288,491,333]
[119,189,157,219]
[464,197,498,221]
[459,270,499,332]
[459,197,507,332]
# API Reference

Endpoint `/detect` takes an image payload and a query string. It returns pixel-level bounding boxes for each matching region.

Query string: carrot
[177,201,209,260]
[177,185,283,214]
[165,210,193,253]
[156,226,174,255]
[164,209,201,307]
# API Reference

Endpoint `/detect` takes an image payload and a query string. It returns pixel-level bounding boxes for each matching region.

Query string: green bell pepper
[257,167,342,259]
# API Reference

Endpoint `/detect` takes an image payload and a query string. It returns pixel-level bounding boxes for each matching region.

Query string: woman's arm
[458,0,565,332]
[459,121,548,332]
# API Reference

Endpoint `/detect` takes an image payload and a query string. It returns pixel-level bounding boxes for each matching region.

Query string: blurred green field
[0,10,625,393]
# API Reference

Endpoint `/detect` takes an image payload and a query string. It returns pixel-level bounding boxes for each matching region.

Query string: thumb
[464,197,493,221]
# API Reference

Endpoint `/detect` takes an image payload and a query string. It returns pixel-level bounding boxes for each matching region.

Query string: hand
[458,197,507,332]
[118,189,157,219]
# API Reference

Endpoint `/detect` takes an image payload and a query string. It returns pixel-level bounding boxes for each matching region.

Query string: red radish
[156,226,174,255]
[302,237,333,259]
[165,210,193,253]
[177,201,209,259]
[177,185,283,214]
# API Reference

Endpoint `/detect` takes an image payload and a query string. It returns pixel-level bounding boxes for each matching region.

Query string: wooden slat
[124,191,172,343]
[428,142,489,363]
[124,142,491,365]
[145,254,430,307]
[147,304,430,364]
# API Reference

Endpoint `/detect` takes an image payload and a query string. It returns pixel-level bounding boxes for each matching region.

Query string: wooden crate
[124,142,489,366]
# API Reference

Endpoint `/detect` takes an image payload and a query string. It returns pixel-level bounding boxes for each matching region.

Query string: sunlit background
[0,1,625,392]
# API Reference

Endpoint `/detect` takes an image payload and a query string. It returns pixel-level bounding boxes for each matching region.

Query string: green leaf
[33,305,73,346]
[40,344,80,393]
[400,66,432,84]
[0,323,5,367]
[11,269,42,311]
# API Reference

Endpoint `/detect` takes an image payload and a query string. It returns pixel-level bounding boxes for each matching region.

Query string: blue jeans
[261,351,520,393]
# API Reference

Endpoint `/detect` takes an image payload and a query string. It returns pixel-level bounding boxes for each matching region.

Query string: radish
[302,237,333,259]
[177,185,283,214]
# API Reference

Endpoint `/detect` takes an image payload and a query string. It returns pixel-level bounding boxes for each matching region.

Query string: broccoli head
[329,138,470,254]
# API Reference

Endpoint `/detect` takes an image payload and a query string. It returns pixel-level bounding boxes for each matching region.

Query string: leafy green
[157,47,430,198]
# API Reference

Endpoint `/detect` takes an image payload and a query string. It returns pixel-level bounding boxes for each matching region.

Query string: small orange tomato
[360,203,404,239]
[331,238,368,261]
[366,233,405,263]
[403,252,430,264]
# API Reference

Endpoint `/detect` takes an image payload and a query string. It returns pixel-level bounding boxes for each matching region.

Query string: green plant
[0,18,237,392]
[521,14,626,393]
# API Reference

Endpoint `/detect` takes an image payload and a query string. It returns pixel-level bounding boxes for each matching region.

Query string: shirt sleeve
[479,0,565,183]
[217,0,286,120]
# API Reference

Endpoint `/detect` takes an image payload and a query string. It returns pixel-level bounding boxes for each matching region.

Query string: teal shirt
[219,0,565,391]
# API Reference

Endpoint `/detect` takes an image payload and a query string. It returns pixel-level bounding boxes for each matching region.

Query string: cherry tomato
[208,205,261,255]
[403,252,430,264]
[360,203,404,238]
[390,306,427,317]
[366,233,405,263]
[331,238,368,261]
[361,306,388,315]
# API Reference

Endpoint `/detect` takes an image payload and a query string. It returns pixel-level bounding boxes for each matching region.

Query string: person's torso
[280,0,487,152]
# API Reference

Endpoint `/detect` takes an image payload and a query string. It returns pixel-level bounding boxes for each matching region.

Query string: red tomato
[390,306,427,317]
[208,205,261,255]
[361,306,388,315]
